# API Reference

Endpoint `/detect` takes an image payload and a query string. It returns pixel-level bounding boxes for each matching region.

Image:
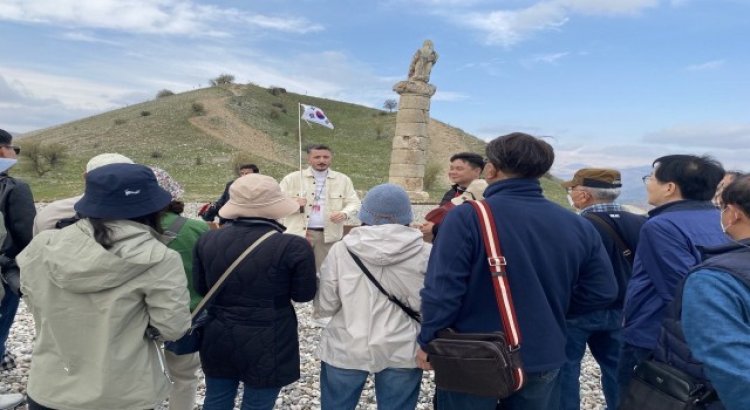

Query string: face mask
[720,208,728,234]
[566,194,575,208]
[0,158,17,173]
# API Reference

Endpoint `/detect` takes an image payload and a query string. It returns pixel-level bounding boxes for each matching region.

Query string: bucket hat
[75,163,172,219]
[218,174,298,220]
[358,183,413,226]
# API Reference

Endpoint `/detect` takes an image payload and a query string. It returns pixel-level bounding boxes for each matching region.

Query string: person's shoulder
[182,216,210,232]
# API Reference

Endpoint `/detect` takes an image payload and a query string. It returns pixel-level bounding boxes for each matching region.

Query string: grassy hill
[14,83,567,206]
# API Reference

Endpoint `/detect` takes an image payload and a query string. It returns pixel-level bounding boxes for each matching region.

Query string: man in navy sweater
[618,155,727,402]
[417,133,617,410]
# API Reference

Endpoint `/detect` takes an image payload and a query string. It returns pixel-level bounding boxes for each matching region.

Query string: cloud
[0,0,323,36]
[685,59,725,71]
[644,123,750,148]
[452,0,658,47]
[524,51,570,65]
[61,31,121,45]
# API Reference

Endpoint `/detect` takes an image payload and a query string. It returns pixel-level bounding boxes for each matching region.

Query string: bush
[269,109,280,120]
[209,74,235,87]
[272,102,285,109]
[150,150,162,159]
[192,102,206,115]
[229,152,254,175]
[195,156,203,166]
[423,161,443,190]
[114,118,127,125]
[140,110,151,117]
[156,89,175,98]
[268,86,287,96]
[20,141,68,176]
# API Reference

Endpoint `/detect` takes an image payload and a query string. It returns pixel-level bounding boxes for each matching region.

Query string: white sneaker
[0,393,24,409]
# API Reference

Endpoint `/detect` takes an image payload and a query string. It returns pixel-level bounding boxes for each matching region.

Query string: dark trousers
[436,368,561,410]
[0,283,19,358]
[616,342,652,407]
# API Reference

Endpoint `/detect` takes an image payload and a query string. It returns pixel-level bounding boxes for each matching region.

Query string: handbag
[619,358,717,410]
[425,199,525,398]
[346,248,421,322]
[165,230,276,354]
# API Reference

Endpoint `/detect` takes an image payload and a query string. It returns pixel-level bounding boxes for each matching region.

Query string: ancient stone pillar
[388,40,438,202]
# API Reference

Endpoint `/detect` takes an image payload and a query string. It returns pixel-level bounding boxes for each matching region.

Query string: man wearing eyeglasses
[0,128,35,372]
[560,168,646,410]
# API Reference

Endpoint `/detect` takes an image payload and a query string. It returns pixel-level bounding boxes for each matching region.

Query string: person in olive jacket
[193,174,317,410]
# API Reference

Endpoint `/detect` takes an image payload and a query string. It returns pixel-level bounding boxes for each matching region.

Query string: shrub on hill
[19,141,68,177]
[156,89,175,98]
[210,74,235,87]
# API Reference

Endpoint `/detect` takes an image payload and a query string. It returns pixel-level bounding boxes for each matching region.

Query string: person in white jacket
[314,183,431,410]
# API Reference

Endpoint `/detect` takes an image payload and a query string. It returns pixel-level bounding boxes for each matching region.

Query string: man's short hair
[306,144,332,154]
[653,155,724,201]
[449,152,485,171]
[239,163,259,173]
[583,187,621,202]
[485,132,554,179]
[721,174,750,215]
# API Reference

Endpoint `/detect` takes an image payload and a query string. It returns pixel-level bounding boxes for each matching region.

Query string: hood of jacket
[342,224,425,267]
[26,219,170,294]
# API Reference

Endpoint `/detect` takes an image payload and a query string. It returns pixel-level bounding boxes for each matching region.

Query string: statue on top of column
[407,40,439,83]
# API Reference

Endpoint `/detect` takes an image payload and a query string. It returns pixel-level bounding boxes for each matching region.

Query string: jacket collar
[229,217,287,232]
[485,178,543,198]
[697,238,750,261]
[303,167,335,178]
[648,199,716,218]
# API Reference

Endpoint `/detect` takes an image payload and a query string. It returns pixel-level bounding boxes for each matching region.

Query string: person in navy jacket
[617,155,727,403]
[416,132,617,410]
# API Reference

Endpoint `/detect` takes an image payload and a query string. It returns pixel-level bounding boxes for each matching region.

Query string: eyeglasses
[641,175,653,184]
[1,145,20,155]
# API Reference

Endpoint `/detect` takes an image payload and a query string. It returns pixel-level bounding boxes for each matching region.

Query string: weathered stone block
[395,123,428,138]
[390,149,427,165]
[398,95,431,111]
[389,163,425,178]
[389,177,425,191]
[396,108,429,124]
[391,135,429,151]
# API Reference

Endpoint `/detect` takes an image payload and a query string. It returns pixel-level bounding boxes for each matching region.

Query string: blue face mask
[0,158,17,173]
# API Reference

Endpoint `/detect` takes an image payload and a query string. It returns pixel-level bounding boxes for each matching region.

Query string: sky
[0,0,748,178]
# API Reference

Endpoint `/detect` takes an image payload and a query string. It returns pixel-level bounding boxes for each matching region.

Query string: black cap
[0,129,12,145]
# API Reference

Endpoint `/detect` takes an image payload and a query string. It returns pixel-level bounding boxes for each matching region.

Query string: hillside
[14,83,567,205]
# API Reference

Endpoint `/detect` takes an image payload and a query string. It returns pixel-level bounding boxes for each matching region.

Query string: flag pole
[298,103,305,207]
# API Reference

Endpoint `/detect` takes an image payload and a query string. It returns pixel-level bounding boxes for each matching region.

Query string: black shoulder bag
[346,249,421,322]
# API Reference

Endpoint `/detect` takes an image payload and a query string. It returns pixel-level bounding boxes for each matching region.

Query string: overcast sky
[0,0,748,175]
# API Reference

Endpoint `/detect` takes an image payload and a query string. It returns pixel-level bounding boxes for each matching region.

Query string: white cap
[86,153,134,173]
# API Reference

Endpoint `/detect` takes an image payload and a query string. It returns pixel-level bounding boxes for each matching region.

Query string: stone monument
[388,40,438,202]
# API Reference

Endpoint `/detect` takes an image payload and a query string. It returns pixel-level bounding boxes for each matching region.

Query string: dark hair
[306,144,332,154]
[89,211,164,249]
[724,170,744,180]
[166,200,185,215]
[485,132,554,179]
[721,175,750,216]
[450,152,485,171]
[652,155,724,201]
[239,163,259,173]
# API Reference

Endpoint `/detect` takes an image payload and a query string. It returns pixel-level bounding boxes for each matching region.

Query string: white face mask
[720,208,728,234]
[0,158,17,173]
[566,194,575,208]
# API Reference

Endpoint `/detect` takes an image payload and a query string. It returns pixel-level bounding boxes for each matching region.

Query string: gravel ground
[2,203,608,409]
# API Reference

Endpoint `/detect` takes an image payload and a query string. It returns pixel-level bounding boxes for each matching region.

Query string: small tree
[210,74,235,87]
[156,89,175,98]
[20,141,68,176]
[383,99,397,112]
[423,161,443,191]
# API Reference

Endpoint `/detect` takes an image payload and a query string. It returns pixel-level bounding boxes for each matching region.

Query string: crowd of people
[0,126,748,410]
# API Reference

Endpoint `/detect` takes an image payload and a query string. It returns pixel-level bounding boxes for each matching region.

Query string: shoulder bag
[619,358,717,410]
[164,230,276,354]
[424,199,525,398]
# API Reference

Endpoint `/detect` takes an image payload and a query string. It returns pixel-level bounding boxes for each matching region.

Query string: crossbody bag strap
[583,213,634,265]
[346,248,421,323]
[468,199,524,390]
[164,216,189,245]
[191,230,276,319]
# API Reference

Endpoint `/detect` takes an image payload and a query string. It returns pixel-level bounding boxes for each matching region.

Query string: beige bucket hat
[218,174,299,220]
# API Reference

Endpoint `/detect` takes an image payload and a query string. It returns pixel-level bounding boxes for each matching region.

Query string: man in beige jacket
[280,144,360,273]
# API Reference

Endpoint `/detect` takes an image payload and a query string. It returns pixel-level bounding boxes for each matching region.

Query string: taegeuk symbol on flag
[300,104,334,129]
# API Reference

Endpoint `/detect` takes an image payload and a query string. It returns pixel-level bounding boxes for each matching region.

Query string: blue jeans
[616,343,652,408]
[0,284,20,358]
[320,362,423,410]
[203,377,281,410]
[560,309,622,410]
[436,368,560,410]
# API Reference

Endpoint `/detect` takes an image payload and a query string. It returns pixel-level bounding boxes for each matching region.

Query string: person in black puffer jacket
[193,173,316,410]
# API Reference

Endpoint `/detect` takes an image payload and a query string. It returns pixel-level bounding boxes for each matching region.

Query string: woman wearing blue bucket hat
[18,163,191,410]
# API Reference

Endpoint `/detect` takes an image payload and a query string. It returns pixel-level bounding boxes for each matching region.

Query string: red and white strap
[468,199,525,391]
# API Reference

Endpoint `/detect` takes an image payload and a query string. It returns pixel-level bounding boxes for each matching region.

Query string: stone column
[388,79,437,202]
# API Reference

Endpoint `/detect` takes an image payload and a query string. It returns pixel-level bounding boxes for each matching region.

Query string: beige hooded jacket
[18,220,191,410]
